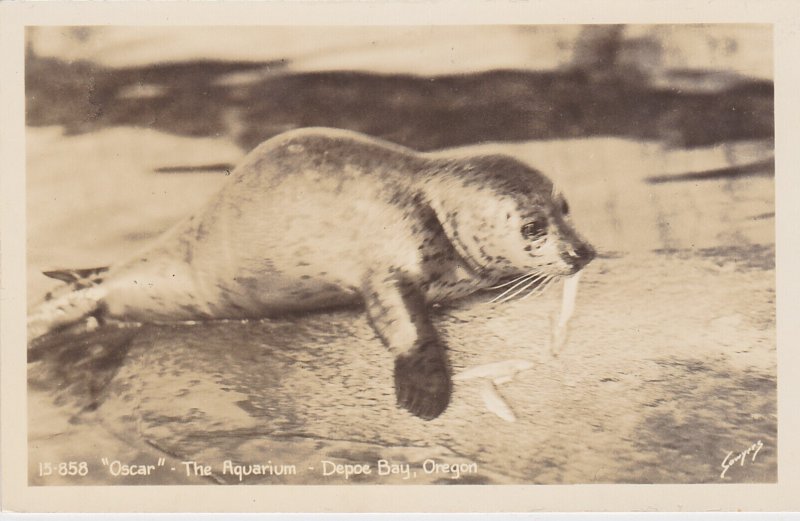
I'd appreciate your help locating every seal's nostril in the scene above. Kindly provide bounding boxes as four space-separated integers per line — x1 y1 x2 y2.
578 243 596 263
564 242 595 271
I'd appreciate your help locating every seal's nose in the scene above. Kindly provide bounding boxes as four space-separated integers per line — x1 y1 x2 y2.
564 241 596 272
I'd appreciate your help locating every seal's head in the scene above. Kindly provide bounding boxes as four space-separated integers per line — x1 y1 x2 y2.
429 155 595 284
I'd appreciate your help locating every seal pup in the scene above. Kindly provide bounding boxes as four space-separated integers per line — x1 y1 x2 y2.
29 127 595 420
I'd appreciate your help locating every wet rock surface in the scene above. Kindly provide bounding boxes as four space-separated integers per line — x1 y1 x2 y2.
29 251 776 484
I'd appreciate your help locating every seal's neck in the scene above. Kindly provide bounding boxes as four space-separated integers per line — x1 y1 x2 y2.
420 174 503 282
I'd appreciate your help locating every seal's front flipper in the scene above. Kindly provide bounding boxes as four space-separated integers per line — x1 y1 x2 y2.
394 340 451 420
363 273 451 420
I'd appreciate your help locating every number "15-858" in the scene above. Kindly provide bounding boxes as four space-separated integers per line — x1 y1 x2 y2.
38 461 89 477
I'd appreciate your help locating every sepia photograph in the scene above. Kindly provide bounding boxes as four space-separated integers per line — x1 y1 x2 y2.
2 1 799 513
22 22 777 486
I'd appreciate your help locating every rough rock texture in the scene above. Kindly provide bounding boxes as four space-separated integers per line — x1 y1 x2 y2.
29 250 776 485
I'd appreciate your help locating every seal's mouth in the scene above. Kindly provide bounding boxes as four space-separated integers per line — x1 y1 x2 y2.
486 239 596 304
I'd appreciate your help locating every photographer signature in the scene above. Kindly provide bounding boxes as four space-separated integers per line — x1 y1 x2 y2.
720 440 763 479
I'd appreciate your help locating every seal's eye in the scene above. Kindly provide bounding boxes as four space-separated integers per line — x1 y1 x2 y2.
521 221 548 240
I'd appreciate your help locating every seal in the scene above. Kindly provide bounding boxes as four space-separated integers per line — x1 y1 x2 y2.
28 127 595 420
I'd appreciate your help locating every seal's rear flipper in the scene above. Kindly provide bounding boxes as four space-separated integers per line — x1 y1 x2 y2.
43 267 109 287
28 285 109 344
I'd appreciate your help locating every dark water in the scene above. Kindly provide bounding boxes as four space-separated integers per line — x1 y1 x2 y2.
26 54 773 153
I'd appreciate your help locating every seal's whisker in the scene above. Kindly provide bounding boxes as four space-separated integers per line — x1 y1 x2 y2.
497 275 545 303
514 274 556 303
489 274 542 303
489 273 539 302
487 271 538 290
507 274 553 303
524 275 559 301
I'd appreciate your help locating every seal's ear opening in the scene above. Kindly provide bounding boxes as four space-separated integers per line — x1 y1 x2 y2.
43 267 109 286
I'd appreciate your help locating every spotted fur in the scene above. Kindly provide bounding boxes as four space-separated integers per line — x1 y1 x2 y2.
28 127 595 420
